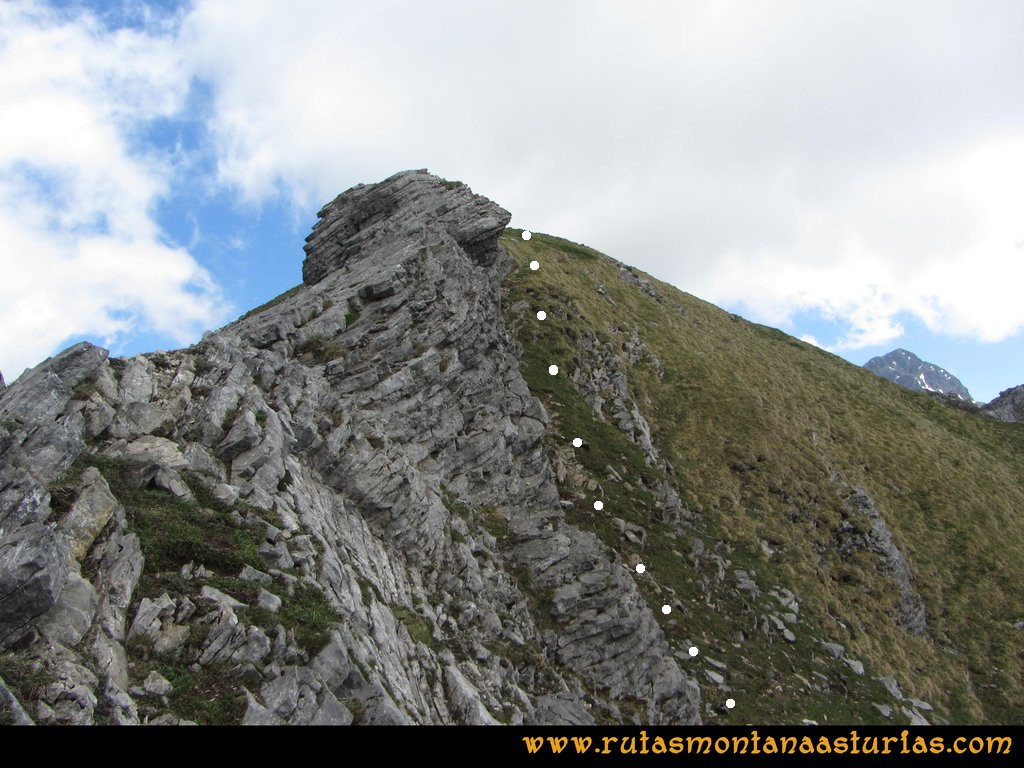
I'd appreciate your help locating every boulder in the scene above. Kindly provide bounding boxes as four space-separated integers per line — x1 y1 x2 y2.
0 523 68 646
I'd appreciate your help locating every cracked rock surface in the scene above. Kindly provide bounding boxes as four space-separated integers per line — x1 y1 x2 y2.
0 170 699 725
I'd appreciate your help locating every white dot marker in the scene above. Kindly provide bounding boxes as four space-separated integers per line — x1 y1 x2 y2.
572 437 582 448
529 260 539 270
635 563 646 574
661 604 671 615
688 646 699 657
522 230 532 240
726 698 736 709
548 364 558 375
536 310 546 320
593 500 604 511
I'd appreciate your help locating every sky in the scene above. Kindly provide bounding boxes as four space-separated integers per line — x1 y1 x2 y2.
2 0 1023 403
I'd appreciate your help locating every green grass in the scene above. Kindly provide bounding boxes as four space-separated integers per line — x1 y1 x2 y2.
392 605 435 647
236 578 337 655
478 505 509 542
239 284 304 321
71 379 97 401
193 355 215 376
221 407 239 432
107 356 127 382
345 308 360 328
52 454 338 660
0 652 54 715
277 469 294 492
92 456 337 655
441 488 509 543
440 485 471 518
146 352 175 370
272 580 336 654
295 333 347 364
80 455 265 575
501 229 1024 724
47 452 343 724
151 660 246 725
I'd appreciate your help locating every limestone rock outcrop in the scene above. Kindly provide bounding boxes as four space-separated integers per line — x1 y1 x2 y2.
983 384 1024 424
0 170 699 725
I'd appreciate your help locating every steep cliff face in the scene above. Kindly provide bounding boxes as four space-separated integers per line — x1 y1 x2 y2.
0 171 698 725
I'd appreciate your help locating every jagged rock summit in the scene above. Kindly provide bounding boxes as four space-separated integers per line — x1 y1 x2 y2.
302 170 511 285
864 348 972 401
0 170 700 725
983 384 1024 423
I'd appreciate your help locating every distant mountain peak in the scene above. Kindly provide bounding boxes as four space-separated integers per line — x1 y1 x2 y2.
864 348 973 401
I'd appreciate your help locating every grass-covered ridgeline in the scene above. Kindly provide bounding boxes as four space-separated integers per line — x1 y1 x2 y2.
501 229 1024 724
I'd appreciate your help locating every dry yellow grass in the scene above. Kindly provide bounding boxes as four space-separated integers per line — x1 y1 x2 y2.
502 229 1024 724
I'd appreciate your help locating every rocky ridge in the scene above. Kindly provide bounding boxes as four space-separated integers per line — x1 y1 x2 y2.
983 385 1024 424
0 170 699 725
2 170 1005 726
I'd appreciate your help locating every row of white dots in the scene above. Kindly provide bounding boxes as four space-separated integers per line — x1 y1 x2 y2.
526 229 734 712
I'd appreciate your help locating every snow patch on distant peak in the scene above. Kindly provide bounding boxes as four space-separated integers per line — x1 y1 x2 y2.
864 348 972 401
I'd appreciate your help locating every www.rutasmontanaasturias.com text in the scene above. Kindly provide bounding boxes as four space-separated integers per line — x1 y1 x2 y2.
521 730 1012 757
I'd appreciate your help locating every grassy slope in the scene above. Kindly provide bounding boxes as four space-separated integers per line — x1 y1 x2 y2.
501 229 1024 724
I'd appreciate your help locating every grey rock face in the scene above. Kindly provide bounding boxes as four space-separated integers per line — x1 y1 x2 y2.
821 641 845 659
143 670 174 696
0 170 701 725
844 658 865 675
303 170 510 286
0 676 34 725
242 666 353 725
617 264 662 303
0 342 109 429
983 384 1024 423
36 569 98 647
0 342 108 535
864 348 972 401
835 484 928 636
0 343 113 652
572 332 660 467
292 170 698 723
567 330 689 525
58 467 118 561
0 523 68 646
527 695 594 726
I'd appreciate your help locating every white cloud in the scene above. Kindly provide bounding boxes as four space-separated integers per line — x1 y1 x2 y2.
0 1 227 382
171 0 1024 354
179 0 410 208
697 135 1024 350
4 0 1023 383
